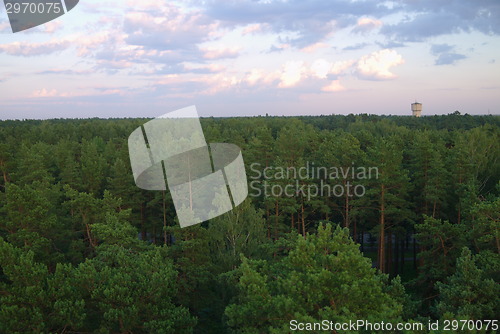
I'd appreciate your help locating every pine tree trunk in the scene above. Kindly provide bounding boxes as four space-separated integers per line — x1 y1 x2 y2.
1 167 7 184
387 231 393 275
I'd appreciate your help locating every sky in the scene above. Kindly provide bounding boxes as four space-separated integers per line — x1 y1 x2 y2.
0 0 499 119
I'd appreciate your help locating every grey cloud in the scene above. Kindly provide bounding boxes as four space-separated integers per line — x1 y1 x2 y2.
123 6 212 51
198 0 499 48
36 69 92 75
154 64 223 75
151 80 210 96
268 44 286 53
381 13 466 42
435 53 467 66
106 6 220 69
343 43 369 51
376 41 406 49
67 0 498 77
200 0 386 48
429 44 467 65
430 44 454 55
381 0 500 42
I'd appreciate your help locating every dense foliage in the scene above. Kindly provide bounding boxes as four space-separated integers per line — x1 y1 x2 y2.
0 113 499 333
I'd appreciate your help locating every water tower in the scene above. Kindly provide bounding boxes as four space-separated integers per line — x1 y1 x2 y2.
411 102 422 117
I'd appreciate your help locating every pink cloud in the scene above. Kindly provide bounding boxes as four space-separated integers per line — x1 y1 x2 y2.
356 49 404 80
278 61 306 88
42 21 62 34
32 89 68 98
0 39 70 56
300 42 328 54
242 23 266 35
322 80 346 92
201 46 241 59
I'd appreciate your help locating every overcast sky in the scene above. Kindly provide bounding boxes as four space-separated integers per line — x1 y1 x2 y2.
0 0 499 119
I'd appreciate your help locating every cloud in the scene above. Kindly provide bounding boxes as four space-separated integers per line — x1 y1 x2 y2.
126 0 164 10
183 64 226 74
202 0 386 48
143 56 358 96
32 89 68 98
430 44 454 55
0 18 11 32
36 69 93 75
356 49 404 80
278 61 306 88
383 13 465 42
244 69 280 86
42 21 62 34
201 46 240 59
0 40 70 56
300 42 328 53
430 44 467 65
343 43 369 51
242 23 267 35
20 21 63 34
377 41 406 49
435 53 467 66
353 17 382 33
0 29 114 59
310 59 331 79
268 43 291 53
329 60 354 75
241 58 356 91
322 79 345 92
309 58 355 78
199 1 499 51
80 2 226 71
123 5 219 52
381 1 500 42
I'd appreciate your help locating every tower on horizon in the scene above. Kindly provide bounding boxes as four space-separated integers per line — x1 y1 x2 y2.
411 102 422 117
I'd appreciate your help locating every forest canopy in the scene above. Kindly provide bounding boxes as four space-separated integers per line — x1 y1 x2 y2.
0 113 499 333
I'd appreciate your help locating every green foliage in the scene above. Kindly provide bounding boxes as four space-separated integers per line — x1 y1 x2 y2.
208 198 268 271
0 238 85 333
415 216 467 284
225 224 404 333
467 191 500 253
436 248 500 320
1 181 64 266
76 244 195 333
0 238 196 333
